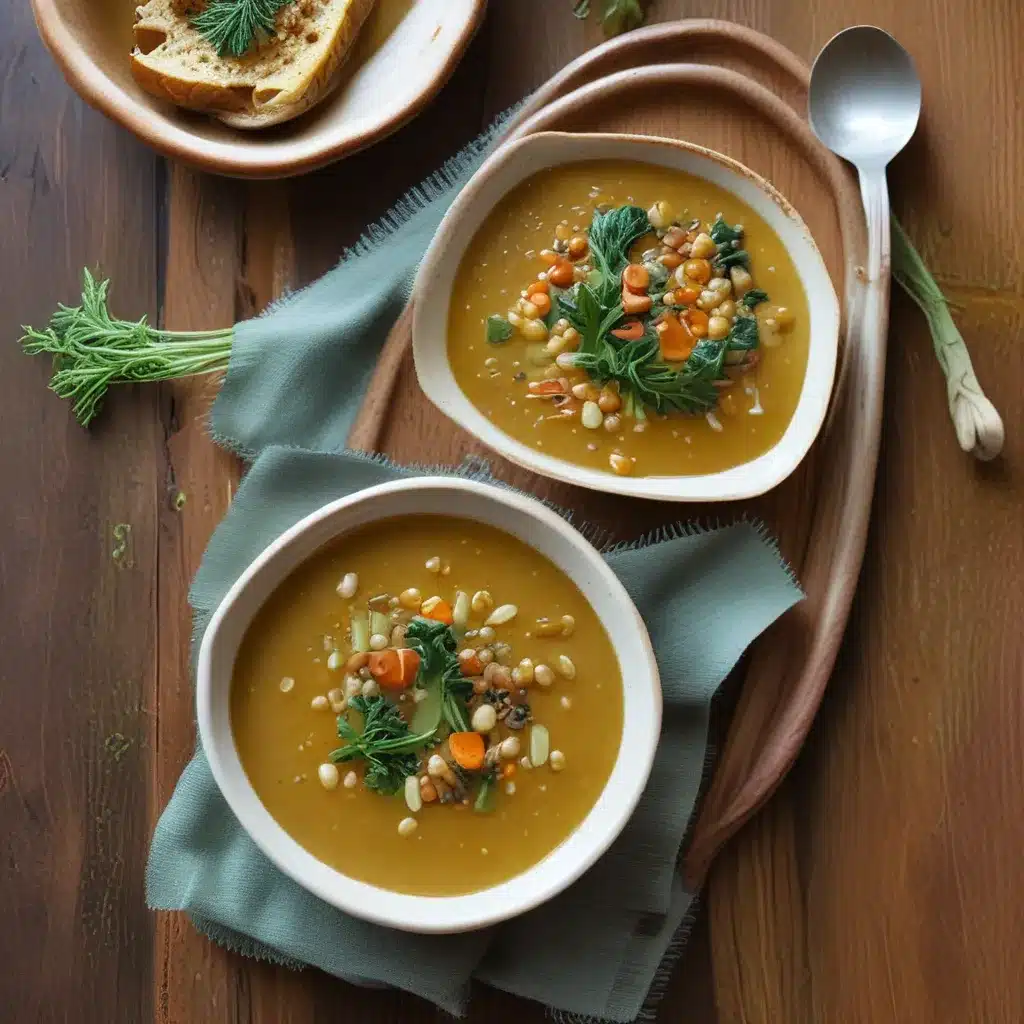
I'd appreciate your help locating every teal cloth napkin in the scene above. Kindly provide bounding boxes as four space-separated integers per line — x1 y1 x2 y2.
145 111 803 1022
148 450 801 1021
212 113 516 459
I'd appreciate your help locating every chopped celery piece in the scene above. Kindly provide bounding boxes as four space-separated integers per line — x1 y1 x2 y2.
350 611 369 653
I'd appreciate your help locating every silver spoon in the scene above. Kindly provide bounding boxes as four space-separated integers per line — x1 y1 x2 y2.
809 26 920 367
810 27 1003 461
809 26 921 247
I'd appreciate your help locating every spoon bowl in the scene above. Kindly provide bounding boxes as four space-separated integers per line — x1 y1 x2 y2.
809 26 921 170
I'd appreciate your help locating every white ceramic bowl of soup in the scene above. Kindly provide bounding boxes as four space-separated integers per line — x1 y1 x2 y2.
196 476 661 933
412 131 840 501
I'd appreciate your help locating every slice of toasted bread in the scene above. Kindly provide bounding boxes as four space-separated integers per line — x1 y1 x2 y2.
131 0 376 129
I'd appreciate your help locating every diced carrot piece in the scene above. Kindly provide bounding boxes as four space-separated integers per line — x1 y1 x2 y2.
547 259 575 288
683 258 712 285
528 379 567 396
622 263 650 294
567 236 589 260
675 286 700 305
530 292 552 317
501 761 517 779
398 648 421 683
368 647 421 690
539 249 560 266
622 290 653 315
422 598 454 625
611 319 645 341
658 251 683 270
526 280 550 297
449 732 485 771
458 649 483 676
684 309 709 338
656 314 695 362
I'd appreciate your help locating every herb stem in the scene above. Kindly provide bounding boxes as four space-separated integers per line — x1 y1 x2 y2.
19 270 236 427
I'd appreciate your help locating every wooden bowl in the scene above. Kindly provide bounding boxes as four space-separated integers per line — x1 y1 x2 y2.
30 0 485 178
412 131 841 503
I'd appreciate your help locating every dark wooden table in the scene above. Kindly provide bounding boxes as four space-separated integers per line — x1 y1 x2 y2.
2 1 1021 1021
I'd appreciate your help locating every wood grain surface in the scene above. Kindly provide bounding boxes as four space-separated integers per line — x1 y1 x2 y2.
1 1 1021 1023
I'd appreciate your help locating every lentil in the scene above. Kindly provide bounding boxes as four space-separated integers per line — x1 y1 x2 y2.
404 776 423 813
453 590 470 629
336 572 358 599
499 736 521 760
484 662 512 688
471 703 498 733
534 664 555 688
514 658 535 685
581 401 603 430
485 604 518 626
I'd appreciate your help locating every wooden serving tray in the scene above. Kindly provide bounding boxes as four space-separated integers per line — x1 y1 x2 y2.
348 20 877 885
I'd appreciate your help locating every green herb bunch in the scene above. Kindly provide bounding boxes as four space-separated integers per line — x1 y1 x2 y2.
404 617 473 733
586 204 651 306
192 0 291 58
708 216 751 271
329 695 434 795
19 270 233 427
556 207 761 417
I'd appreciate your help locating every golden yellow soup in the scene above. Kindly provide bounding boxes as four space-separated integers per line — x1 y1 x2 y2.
447 160 811 478
231 514 623 896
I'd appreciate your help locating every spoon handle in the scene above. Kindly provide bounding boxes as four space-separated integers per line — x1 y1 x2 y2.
858 168 893 327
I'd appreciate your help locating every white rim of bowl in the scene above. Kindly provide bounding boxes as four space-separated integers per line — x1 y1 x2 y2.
196 476 661 933
412 131 840 501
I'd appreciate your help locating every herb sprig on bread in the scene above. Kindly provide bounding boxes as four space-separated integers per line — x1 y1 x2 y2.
191 0 292 57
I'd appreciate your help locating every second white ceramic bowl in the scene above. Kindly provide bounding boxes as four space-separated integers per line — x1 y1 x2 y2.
196 476 661 933
412 131 840 502
31 0 485 177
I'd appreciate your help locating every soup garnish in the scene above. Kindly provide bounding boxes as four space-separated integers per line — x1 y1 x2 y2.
486 205 787 473
325 603 570 820
447 160 810 478
231 515 623 895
